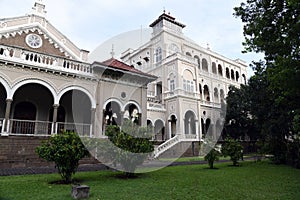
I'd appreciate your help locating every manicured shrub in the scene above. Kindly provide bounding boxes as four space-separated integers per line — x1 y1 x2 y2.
105 120 154 177
36 131 89 183
221 137 243 166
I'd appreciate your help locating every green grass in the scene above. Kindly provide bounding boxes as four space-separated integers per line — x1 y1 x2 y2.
1 161 300 200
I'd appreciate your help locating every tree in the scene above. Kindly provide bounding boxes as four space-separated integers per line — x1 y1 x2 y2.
105 120 154 177
204 148 221 169
234 0 300 165
222 138 243 166
36 131 89 183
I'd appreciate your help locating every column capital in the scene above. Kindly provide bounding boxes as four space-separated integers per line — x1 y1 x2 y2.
5 98 13 103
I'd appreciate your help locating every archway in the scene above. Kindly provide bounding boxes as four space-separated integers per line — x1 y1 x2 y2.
104 101 121 126
11 83 54 134
59 90 92 135
154 119 165 141
12 101 36 134
184 111 196 135
124 103 141 125
169 115 177 138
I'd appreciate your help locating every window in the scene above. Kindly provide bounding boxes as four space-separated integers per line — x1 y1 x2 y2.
231 69 235 80
204 85 210 101
183 79 194 92
170 80 175 91
194 56 200 70
226 68 230 79
202 58 208 72
236 71 240 82
155 47 162 62
218 64 223 76
212 62 217 74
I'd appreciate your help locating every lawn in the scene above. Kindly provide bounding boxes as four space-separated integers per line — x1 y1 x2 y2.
1 161 300 200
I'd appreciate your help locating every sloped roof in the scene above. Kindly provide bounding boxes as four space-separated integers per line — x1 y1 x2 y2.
99 58 157 79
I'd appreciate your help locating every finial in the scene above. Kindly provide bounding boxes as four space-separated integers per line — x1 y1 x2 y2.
110 44 115 58
207 43 210 50
32 0 47 17
163 7 165 13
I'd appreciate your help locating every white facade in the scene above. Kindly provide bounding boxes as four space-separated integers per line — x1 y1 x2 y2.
121 13 247 156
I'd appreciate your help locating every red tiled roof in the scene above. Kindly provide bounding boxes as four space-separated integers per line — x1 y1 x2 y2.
101 58 156 79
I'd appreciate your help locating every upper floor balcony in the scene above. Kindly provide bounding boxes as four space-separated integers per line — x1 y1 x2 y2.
0 44 92 76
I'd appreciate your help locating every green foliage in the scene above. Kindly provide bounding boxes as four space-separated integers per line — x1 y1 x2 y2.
36 131 89 183
2 162 300 200
105 120 154 177
222 138 243 166
204 148 221 169
232 0 300 167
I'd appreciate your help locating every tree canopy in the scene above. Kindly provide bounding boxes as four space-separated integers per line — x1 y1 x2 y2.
228 0 300 166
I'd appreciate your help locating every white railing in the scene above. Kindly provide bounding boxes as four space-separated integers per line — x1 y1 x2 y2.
56 122 92 137
4 119 92 137
200 100 221 108
8 119 53 136
164 89 198 99
0 118 4 133
154 135 180 158
184 134 198 140
0 44 91 75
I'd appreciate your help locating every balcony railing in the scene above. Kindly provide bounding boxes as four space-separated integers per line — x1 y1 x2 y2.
2 119 92 137
0 44 92 75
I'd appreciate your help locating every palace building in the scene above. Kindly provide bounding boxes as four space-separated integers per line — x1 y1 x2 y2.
121 12 247 157
0 1 247 167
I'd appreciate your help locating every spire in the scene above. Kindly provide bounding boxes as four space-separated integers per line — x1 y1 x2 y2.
31 0 47 17
110 44 115 58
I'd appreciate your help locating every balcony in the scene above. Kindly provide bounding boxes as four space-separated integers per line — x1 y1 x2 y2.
0 118 92 137
0 44 92 76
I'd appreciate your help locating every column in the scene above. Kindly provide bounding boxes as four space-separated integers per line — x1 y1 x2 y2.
3 99 12 134
52 104 59 134
90 108 96 137
168 120 172 139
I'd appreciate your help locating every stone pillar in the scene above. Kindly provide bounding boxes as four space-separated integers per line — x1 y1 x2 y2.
195 120 199 140
3 99 12 134
168 120 172 139
52 104 59 134
90 108 96 137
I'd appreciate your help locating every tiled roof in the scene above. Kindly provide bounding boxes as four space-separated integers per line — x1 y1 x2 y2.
100 58 156 79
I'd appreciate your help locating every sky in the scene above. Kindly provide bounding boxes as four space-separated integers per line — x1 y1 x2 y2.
0 0 264 75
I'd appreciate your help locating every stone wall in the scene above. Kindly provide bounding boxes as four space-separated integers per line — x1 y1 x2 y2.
0 135 99 169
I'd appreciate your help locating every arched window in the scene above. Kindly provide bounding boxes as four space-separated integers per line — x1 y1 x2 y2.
204 85 210 101
184 111 196 135
186 52 192 57
218 64 223 76
170 115 177 137
226 68 230 79
154 119 165 141
194 55 200 70
202 58 208 72
236 71 240 82
220 89 225 102
214 88 219 102
183 70 195 93
242 74 246 84
169 73 176 92
231 69 235 80
212 62 217 74
155 47 162 63
199 84 202 99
